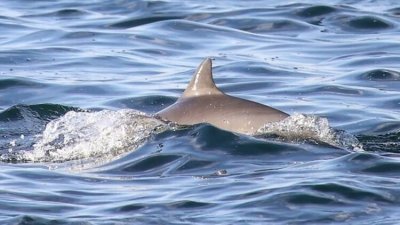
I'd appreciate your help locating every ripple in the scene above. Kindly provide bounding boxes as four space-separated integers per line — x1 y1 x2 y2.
347 152 379 162
220 61 290 78
0 78 44 90
210 18 311 34
4 29 64 46
3 215 81 225
286 192 336 204
24 8 93 19
388 7 400 16
347 16 392 30
307 85 363 96
363 161 400 174
169 200 211 209
358 132 400 153
337 152 400 177
311 182 393 203
118 203 145 212
64 84 115 95
177 159 214 171
375 97 400 112
360 69 400 81
54 8 87 17
62 31 98 39
0 19 36 37
109 15 183 28
192 124 304 156
296 5 337 18
129 19 275 46
0 104 79 122
120 154 181 172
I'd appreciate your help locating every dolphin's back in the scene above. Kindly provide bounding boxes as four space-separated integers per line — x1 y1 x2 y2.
157 94 288 135
156 58 288 135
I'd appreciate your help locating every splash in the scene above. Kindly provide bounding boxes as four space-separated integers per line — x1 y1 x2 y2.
17 109 167 163
257 113 363 151
3 109 363 165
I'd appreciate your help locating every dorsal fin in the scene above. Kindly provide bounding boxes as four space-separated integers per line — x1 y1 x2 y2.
182 58 223 98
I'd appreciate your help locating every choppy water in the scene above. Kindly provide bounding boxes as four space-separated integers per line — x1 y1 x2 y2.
1 0 400 224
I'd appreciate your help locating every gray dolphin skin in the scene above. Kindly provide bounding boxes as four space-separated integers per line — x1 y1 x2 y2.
156 58 289 135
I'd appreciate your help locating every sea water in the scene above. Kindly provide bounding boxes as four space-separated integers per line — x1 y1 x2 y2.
0 1 400 224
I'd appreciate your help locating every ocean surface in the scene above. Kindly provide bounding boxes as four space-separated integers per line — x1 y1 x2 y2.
1 0 400 224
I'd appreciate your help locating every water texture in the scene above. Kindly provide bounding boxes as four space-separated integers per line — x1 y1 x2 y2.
0 0 400 224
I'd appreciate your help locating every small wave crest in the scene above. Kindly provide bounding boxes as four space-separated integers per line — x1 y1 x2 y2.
257 113 363 151
15 109 167 163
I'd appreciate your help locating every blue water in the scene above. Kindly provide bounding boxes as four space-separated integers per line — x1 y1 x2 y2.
1 0 400 224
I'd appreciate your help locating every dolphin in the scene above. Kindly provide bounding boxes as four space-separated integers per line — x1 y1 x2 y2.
156 58 289 135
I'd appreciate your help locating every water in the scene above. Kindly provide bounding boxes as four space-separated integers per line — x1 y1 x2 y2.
1 0 400 224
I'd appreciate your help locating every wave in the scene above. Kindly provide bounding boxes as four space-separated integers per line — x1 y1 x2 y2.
2 105 399 168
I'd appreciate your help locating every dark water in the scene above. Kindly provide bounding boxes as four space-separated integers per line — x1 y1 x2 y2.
1 0 400 224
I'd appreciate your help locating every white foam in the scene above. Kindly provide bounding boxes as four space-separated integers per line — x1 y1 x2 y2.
257 113 363 151
20 109 167 162
12 110 362 165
